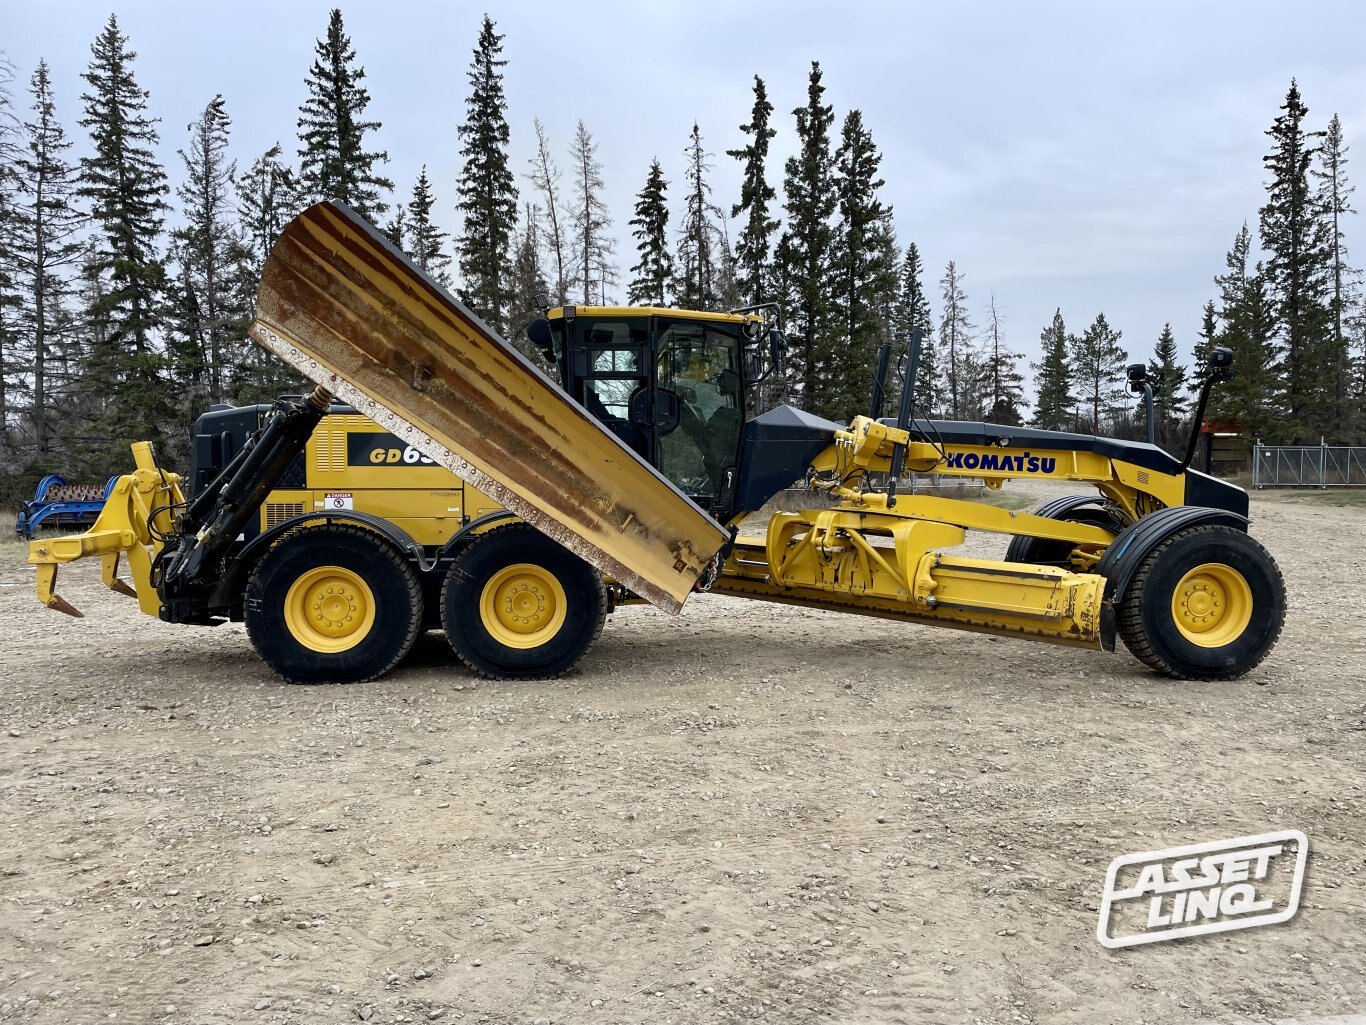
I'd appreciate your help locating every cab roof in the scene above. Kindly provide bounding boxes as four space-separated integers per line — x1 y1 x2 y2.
547 305 765 327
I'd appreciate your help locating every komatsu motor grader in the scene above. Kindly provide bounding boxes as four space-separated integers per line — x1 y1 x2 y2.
29 202 1285 684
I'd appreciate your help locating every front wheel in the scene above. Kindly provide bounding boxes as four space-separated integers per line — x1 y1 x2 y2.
1117 524 1286 680
245 524 423 684
441 523 606 680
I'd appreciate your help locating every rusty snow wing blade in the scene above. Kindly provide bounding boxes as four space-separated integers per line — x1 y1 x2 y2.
248 201 727 612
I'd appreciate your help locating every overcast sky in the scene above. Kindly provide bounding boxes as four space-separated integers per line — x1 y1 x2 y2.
8 0 1366 380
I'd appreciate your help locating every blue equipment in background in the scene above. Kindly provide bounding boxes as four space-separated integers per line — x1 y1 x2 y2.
15 475 119 538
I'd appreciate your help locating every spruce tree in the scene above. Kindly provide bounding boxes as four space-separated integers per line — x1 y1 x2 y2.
405 166 450 284
527 118 568 305
506 202 549 361
1259 79 1333 438
455 15 517 332
827 109 896 421
981 295 1025 425
1212 223 1283 442
1031 308 1073 430
167 94 251 407
569 120 615 304
11 59 86 455
78 14 173 463
1147 323 1187 432
238 143 302 282
938 260 974 418
1071 312 1127 434
383 207 406 250
626 158 672 307
895 242 939 414
764 229 798 408
1350 313 1366 439
676 122 724 310
1190 299 1220 392
232 143 303 403
727 75 778 305
0 56 19 454
296 8 392 221
782 62 837 411
1312 113 1357 428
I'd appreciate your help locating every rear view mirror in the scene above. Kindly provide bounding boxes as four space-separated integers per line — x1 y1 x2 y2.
649 387 680 434
768 328 786 377
527 318 554 360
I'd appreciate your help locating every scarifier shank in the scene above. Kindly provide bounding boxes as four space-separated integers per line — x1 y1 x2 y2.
248 201 728 612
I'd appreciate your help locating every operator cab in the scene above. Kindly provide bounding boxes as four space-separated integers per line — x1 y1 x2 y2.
528 305 781 519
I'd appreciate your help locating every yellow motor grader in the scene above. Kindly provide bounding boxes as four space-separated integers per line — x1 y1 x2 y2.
29 202 1285 684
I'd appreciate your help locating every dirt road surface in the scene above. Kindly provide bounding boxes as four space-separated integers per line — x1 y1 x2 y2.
1 485 1363 1024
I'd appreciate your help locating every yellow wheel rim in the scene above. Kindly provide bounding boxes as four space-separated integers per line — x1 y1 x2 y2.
284 565 376 653
479 563 567 650
1170 562 1253 648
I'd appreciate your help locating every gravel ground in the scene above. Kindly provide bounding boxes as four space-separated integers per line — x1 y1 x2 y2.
0 484 1363 1024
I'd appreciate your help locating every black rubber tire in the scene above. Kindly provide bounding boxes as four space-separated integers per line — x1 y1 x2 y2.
1117 524 1286 681
441 523 606 680
245 524 423 684
1004 506 1122 566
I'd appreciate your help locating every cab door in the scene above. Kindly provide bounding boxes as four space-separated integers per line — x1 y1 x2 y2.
568 315 652 461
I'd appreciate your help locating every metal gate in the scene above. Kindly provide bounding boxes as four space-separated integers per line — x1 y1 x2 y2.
1252 441 1366 488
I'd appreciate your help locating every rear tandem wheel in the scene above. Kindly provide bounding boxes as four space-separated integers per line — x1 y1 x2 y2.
441 523 606 680
1116 524 1286 681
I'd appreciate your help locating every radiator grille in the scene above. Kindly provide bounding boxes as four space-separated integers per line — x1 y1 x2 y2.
1137 470 1151 485
265 502 305 529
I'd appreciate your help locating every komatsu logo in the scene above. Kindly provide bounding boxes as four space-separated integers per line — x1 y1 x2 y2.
942 451 1057 474
1097 830 1308 949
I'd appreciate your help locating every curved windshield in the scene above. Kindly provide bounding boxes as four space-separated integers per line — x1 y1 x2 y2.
654 320 744 502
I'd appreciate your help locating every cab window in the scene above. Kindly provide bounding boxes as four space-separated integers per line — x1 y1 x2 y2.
577 317 649 458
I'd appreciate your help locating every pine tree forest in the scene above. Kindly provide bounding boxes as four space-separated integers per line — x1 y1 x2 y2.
1 16 1364 506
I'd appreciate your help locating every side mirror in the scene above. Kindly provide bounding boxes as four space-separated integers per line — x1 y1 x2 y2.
768 327 786 376
651 387 680 434
527 317 555 361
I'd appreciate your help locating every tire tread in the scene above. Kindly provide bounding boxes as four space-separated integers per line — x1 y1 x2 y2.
440 523 606 681
245 524 423 684
1116 523 1286 680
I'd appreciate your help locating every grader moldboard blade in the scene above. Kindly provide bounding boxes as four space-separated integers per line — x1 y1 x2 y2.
248 200 729 613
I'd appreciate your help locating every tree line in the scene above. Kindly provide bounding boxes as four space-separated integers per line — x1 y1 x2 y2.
1 11 1362 505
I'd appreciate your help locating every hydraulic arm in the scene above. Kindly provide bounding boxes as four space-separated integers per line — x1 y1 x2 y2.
30 386 334 623
159 385 333 604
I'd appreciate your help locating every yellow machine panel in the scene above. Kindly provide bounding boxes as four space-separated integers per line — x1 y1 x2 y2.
255 418 508 548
